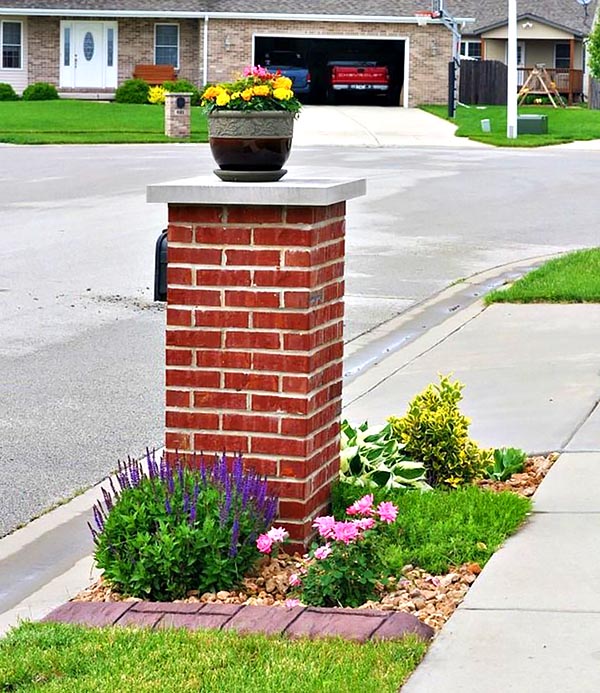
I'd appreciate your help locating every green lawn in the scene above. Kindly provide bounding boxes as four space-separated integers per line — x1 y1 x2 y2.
0 100 208 143
0 622 426 693
486 248 600 304
332 483 531 575
422 104 600 147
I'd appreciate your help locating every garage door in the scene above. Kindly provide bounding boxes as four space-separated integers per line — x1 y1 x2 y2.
254 35 406 106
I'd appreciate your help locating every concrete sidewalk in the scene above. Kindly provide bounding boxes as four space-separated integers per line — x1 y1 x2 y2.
343 302 600 693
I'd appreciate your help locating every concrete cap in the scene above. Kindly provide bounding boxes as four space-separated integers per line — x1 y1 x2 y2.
147 175 366 206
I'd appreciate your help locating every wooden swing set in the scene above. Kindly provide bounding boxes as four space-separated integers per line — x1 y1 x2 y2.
517 64 566 108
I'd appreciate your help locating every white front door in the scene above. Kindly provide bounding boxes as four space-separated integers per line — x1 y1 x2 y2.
60 21 118 89
73 23 104 87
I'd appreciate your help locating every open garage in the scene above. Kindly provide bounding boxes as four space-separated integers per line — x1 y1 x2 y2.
254 36 406 106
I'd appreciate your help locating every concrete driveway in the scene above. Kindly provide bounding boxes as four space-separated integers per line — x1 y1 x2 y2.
294 105 486 147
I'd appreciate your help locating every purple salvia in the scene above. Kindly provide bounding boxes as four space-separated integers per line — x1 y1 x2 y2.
232 455 243 494
167 464 175 495
159 455 168 482
229 515 240 557
265 496 278 526
177 460 184 489
93 505 104 532
109 476 119 498
200 461 207 486
183 491 190 515
130 460 140 487
241 474 251 510
102 488 113 512
87 521 98 542
147 449 157 479
188 496 197 525
165 497 172 515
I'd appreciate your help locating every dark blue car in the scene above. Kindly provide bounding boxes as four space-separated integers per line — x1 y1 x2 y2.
264 51 311 95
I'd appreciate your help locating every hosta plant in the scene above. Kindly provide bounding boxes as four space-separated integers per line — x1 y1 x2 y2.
388 374 493 488
340 419 430 491
89 451 278 601
485 447 527 481
258 494 399 608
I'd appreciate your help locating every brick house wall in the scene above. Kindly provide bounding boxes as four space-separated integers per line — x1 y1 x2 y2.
28 17 59 85
206 19 450 106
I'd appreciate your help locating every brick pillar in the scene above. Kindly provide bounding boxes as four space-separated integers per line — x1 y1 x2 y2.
148 177 366 548
164 92 192 139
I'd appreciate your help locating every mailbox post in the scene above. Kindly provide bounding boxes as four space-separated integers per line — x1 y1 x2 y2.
165 92 192 139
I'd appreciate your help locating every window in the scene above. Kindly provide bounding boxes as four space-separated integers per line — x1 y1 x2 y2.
63 26 70 66
460 40 481 61
2 21 22 69
155 24 178 67
555 43 570 69
107 27 114 67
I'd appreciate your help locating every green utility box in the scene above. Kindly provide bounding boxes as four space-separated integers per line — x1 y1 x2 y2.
517 114 548 135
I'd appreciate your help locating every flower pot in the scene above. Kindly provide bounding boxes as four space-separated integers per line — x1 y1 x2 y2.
208 111 294 178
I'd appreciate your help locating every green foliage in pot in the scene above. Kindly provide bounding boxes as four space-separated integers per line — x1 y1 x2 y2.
388 374 493 489
340 419 430 491
485 447 527 482
115 78 150 104
22 82 59 101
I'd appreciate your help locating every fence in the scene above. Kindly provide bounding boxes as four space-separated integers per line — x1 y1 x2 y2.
458 60 507 106
590 78 600 109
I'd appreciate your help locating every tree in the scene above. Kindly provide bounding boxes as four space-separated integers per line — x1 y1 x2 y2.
587 19 600 79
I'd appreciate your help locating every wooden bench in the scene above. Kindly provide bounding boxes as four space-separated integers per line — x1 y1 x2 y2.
132 64 177 85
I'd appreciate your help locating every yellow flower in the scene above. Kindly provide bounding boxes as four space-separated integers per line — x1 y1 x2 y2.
253 85 270 97
272 76 293 91
201 86 219 100
273 87 293 101
148 85 167 104
231 91 241 100
216 92 231 106
241 88 253 101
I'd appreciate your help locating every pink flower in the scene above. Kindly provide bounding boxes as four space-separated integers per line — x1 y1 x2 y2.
313 515 336 539
256 534 273 554
314 544 332 560
333 521 360 545
346 494 374 516
353 517 376 531
289 572 302 587
266 527 289 543
285 598 301 609
376 501 398 524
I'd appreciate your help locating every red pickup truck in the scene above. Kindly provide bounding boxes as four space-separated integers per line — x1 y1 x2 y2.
327 60 390 103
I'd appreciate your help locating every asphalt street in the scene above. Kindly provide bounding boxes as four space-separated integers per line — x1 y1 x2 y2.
1 139 598 538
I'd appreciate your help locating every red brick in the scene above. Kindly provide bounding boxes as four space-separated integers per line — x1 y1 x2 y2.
315 220 345 244
225 291 280 309
165 431 192 451
166 369 221 388
225 372 279 392
166 330 221 348
268 479 308 499
166 349 193 366
194 391 248 409
252 394 308 415
226 249 281 266
253 269 310 288
168 225 193 243
251 436 310 457
193 433 249 454
196 350 251 369
196 269 251 287
253 352 310 373
281 376 311 394
227 206 283 224
225 331 280 350
253 227 312 246
252 312 312 331
167 267 192 286
169 247 222 265
283 291 313 309
280 417 309 437
166 390 191 408
284 250 311 267
223 414 279 434
195 226 251 245
278 499 311 520
237 456 278 476
166 411 220 430
312 262 344 286
167 307 193 327
169 206 223 223
167 288 221 307
195 310 249 328
285 203 345 224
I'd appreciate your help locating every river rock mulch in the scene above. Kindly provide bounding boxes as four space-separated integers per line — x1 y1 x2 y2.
72 454 556 634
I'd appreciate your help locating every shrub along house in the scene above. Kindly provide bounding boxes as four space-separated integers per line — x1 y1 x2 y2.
447 0 599 104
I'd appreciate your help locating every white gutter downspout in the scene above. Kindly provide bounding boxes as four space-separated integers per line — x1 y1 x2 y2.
203 14 209 86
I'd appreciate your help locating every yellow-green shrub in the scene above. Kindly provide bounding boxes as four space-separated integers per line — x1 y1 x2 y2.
148 85 167 104
388 375 492 488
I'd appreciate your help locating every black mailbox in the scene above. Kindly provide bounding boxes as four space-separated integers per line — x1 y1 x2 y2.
154 229 168 301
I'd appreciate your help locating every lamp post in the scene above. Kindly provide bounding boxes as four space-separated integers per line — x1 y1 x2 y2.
506 0 518 138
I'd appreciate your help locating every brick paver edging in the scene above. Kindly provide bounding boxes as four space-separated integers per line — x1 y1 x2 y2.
42 601 434 643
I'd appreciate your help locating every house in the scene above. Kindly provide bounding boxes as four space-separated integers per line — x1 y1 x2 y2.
1 1 595 106
0 0 472 106
448 0 599 103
